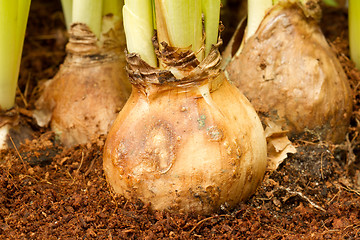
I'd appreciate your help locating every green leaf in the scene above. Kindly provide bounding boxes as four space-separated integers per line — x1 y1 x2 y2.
123 0 157 66
322 0 338 7
0 0 31 110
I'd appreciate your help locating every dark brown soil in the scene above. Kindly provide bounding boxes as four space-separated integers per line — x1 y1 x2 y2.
1 0 360 239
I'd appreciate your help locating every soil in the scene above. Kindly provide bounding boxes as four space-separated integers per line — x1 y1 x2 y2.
1 0 360 239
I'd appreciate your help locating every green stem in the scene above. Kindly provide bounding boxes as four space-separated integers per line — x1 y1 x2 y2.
103 0 123 17
155 0 203 60
247 0 273 41
349 0 360 69
0 0 31 110
202 0 221 56
322 0 338 7
61 0 73 30
123 0 157 67
72 0 103 38
101 0 124 39
152 0 157 30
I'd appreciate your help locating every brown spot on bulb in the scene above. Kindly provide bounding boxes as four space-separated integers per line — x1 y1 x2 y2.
246 167 253 182
180 106 187 112
143 120 176 174
207 126 224 142
113 141 127 167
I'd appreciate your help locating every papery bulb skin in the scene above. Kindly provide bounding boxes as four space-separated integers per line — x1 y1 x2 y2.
103 46 267 214
225 2 352 143
34 23 131 147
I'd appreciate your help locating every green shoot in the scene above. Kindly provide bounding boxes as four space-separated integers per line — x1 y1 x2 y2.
123 0 157 67
103 0 123 17
62 0 124 34
0 0 31 110
61 0 73 30
202 0 221 56
154 0 203 60
72 0 103 38
101 0 124 37
322 0 338 7
123 0 222 66
349 0 360 69
247 0 273 41
152 0 157 30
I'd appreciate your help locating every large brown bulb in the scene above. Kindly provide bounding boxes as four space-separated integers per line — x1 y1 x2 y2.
225 2 352 143
103 47 267 214
34 23 130 147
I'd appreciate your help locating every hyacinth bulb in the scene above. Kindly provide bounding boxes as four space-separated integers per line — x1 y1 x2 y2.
225 1 352 143
34 22 131 147
103 43 267 214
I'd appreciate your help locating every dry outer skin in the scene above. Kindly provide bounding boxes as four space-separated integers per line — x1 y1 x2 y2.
103 46 267 214
34 23 130 147
226 2 352 143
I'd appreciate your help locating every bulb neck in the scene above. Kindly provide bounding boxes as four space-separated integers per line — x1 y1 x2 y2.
126 38 224 96
65 22 125 66
66 23 99 55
